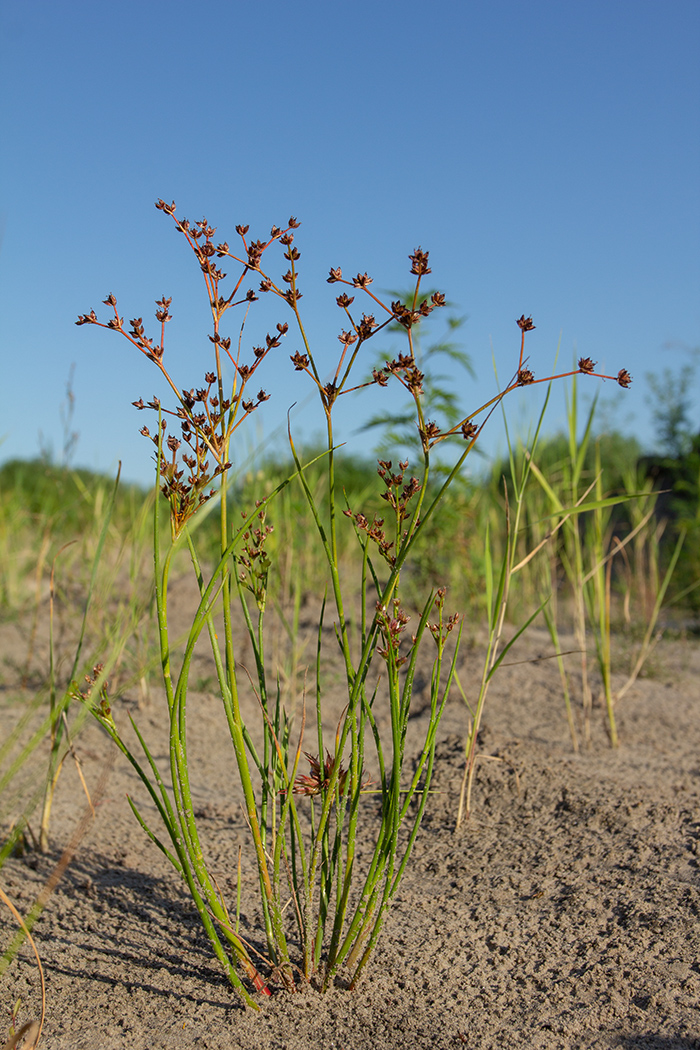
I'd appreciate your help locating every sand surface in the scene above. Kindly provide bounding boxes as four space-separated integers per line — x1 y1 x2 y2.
2 623 700 1050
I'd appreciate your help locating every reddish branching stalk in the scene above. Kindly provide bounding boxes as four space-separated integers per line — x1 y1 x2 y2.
76 202 298 535
76 200 632 1004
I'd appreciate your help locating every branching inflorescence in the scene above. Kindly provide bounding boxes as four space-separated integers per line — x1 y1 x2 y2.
76 199 630 1008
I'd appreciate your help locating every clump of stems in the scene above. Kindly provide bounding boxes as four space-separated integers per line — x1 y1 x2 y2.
76 200 631 1006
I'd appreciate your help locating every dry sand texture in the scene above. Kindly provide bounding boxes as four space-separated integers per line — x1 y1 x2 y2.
2 626 700 1049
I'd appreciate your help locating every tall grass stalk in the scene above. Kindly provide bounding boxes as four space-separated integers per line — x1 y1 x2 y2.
526 380 672 746
1 464 156 866
455 384 553 828
454 372 630 819
37 467 121 850
76 202 631 1005
0 885 44 1050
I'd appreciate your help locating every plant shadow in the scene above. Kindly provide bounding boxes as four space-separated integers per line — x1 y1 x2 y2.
618 1037 700 1050
45 849 275 1011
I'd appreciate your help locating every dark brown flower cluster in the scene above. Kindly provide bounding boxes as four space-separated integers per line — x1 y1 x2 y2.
135 413 230 537
507 315 633 396
343 509 395 564
382 354 424 398
290 350 310 371
575 358 632 388
157 199 300 294
390 290 445 331
516 315 536 332
72 663 112 724
418 420 442 449
295 258 442 412
237 504 273 607
343 459 422 565
377 459 422 521
376 599 411 667
76 201 302 534
516 369 535 386
409 247 432 276
514 315 536 379
293 751 349 797
156 200 299 317
75 663 104 700
312 251 448 420
428 589 460 645
326 253 444 333
127 307 277 533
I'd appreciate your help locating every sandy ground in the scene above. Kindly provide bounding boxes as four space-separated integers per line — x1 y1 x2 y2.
2 619 700 1050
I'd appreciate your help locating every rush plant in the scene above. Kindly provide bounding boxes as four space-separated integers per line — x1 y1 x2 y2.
75 200 631 1007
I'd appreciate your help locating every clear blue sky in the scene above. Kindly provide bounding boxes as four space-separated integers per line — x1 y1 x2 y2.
1 0 698 486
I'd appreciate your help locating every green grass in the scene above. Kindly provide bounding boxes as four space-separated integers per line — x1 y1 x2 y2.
0 459 156 860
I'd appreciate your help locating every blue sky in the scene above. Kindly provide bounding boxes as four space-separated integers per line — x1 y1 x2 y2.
1 0 698 486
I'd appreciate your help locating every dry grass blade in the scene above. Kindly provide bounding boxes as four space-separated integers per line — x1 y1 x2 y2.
1 1021 40 1050
0 753 114 980
0 885 45 1050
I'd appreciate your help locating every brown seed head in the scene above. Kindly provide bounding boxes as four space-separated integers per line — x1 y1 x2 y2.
617 369 633 388
517 369 535 385
391 301 420 329
409 247 431 276
357 314 377 339
293 751 348 797
75 310 98 325
247 240 266 268
291 351 309 370
516 315 536 332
